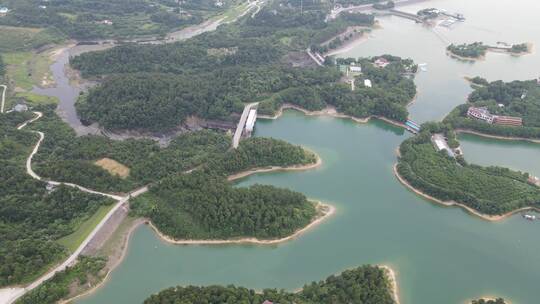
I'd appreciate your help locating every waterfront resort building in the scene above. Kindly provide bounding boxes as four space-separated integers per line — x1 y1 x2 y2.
467 106 522 126
374 57 390 68
245 108 257 136
467 107 494 123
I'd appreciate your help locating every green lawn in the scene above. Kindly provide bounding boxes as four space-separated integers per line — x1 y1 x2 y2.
3 50 54 91
58 204 116 252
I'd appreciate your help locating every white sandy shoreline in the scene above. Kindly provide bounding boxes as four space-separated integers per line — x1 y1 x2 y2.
147 201 335 245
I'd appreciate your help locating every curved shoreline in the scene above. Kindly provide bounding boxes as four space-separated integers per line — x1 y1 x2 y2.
455 128 540 144
379 264 400 304
59 218 146 304
258 103 408 130
147 201 335 245
227 151 322 181
392 163 539 222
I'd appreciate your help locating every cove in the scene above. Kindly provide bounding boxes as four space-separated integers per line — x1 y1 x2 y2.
71 0 540 303
77 111 540 304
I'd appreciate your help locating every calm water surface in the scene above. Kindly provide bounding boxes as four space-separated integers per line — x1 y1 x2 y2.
77 0 540 303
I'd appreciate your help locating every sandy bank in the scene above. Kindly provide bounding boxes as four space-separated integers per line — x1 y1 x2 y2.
392 163 539 222
455 128 540 144
258 104 408 130
148 201 335 245
227 151 322 181
59 217 146 304
379 264 400 304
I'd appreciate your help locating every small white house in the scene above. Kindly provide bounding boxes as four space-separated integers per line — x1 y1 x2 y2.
364 79 372 88
0 7 9 14
349 66 362 73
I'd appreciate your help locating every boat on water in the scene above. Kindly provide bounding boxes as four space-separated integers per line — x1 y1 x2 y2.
523 214 537 221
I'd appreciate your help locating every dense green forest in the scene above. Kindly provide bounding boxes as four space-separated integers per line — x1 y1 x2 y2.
258 55 416 122
30 105 315 193
131 137 317 240
0 112 112 287
397 123 540 215
471 298 506 304
447 42 488 59
444 79 540 138
71 5 414 131
144 265 395 304
66 0 415 131
0 0 238 40
76 67 340 131
132 170 318 240
15 256 106 304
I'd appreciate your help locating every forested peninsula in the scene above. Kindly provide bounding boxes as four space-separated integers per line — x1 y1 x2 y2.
143 265 396 304
396 122 540 217
69 1 414 132
445 78 540 140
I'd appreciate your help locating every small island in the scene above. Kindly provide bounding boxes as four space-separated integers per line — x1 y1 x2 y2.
472 298 507 304
447 42 532 60
444 78 540 140
396 122 540 219
142 266 397 304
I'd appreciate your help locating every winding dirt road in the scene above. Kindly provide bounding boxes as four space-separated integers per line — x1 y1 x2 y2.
2 112 148 304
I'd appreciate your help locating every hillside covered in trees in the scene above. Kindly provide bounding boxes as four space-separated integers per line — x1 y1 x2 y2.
30 105 316 193
397 122 540 215
0 112 112 287
132 170 319 240
143 265 395 304
0 0 239 40
258 55 416 122
131 136 318 240
444 79 540 139
70 0 414 132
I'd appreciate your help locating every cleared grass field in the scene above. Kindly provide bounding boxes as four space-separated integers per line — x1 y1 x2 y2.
3 49 54 91
58 204 116 253
95 158 130 178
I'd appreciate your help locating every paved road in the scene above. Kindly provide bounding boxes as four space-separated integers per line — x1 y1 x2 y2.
3 112 150 304
232 102 258 149
0 85 6 113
